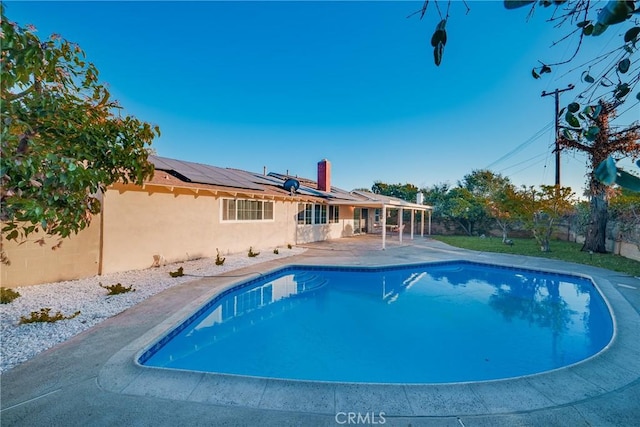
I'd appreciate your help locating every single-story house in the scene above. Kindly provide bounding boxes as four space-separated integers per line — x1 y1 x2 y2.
1 157 432 287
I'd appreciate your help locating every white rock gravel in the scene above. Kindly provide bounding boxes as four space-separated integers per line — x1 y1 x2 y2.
0 247 306 373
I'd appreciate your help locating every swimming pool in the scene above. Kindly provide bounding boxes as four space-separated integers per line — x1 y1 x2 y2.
139 261 613 384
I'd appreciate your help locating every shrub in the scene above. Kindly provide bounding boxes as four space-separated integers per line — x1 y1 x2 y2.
169 266 184 277
0 287 20 304
273 248 279 254
287 244 293 249
215 249 226 266
20 308 81 324
248 247 260 257
100 282 135 295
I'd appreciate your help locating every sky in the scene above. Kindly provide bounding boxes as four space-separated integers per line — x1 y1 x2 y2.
5 1 639 196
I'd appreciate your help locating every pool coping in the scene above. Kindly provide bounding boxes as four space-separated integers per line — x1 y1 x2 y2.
97 257 640 417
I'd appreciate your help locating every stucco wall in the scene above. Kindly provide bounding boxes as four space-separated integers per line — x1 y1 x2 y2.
294 206 357 244
101 187 218 274
0 218 101 287
1 187 370 285
101 189 306 273
212 200 298 254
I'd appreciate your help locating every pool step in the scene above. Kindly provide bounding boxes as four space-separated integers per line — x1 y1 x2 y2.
296 274 329 293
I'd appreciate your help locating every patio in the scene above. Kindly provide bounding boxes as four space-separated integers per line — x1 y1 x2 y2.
2 235 639 426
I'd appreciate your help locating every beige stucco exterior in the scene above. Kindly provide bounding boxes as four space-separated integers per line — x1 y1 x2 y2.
100 184 351 275
100 185 219 274
1 217 101 287
1 184 362 287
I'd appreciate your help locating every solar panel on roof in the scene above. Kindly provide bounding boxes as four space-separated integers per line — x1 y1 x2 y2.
149 155 264 191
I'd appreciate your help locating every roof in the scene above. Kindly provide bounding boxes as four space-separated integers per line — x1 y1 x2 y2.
333 190 431 211
143 155 431 210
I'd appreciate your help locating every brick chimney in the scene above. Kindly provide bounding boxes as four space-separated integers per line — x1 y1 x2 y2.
317 159 331 192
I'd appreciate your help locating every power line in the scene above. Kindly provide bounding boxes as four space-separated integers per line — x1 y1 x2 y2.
498 152 549 174
484 121 554 170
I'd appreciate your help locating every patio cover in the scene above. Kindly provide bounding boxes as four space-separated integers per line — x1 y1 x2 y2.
329 190 433 250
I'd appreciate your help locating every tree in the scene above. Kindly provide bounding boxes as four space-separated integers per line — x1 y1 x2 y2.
609 187 640 249
460 170 517 242
510 185 576 252
0 8 160 250
444 187 488 236
371 181 419 202
488 185 523 243
560 101 640 252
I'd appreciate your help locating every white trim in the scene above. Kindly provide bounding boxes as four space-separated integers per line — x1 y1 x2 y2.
220 197 275 222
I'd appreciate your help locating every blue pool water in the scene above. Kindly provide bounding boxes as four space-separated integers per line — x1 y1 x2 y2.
140 261 614 383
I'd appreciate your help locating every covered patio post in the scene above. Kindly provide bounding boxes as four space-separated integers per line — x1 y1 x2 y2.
410 209 415 240
381 205 387 250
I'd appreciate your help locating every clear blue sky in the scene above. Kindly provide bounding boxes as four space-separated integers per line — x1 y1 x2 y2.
6 1 638 195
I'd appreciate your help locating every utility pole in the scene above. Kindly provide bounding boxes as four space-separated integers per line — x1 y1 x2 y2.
541 84 574 187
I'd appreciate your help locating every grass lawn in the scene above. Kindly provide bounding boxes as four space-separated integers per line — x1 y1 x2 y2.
432 235 640 277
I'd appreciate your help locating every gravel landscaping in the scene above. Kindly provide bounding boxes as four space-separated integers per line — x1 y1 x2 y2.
0 247 306 373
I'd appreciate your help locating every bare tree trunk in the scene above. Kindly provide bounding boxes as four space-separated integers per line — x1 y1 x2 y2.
456 220 473 236
582 192 608 253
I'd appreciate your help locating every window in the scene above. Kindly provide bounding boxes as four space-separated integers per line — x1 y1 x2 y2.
329 206 340 223
297 203 312 224
314 205 327 224
222 199 274 221
223 199 236 221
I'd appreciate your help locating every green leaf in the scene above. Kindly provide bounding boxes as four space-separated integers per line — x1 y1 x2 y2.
565 112 580 128
540 64 551 74
582 71 595 83
503 0 535 9
577 20 590 28
615 170 640 192
585 126 600 141
595 156 618 185
593 104 602 119
562 128 574 141
591 23 608 36
532 68 540 79
597 0 634 27
614 83 631 99
431 19 447 47
568 102 580 113
582 24 594 36
434 41 444 66
618 58 631 73
624 27 640 43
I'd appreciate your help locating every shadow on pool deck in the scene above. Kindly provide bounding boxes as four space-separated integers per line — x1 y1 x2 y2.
2 235 640 426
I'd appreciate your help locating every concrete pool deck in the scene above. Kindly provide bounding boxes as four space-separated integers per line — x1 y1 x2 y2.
2 236 640 426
